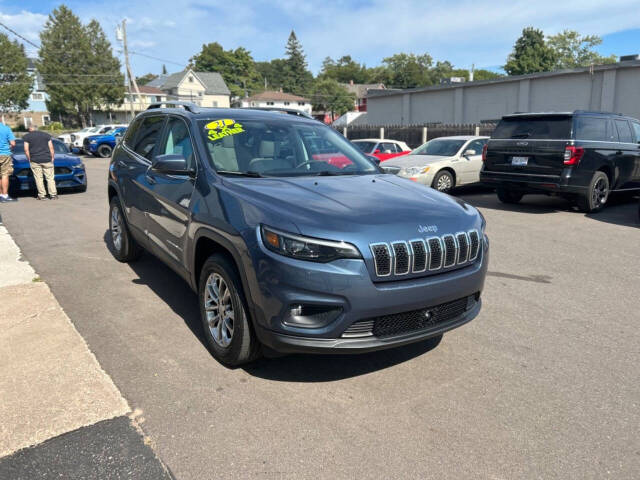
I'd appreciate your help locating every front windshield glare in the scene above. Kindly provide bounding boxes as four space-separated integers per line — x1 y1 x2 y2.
411 139 465 157
199 118 378 177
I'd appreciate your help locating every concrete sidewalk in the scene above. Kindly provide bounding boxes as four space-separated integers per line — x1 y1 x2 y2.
0 219 171 478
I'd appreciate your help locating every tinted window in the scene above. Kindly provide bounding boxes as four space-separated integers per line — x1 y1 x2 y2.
614 120 633 143
631 122 640 142
411 139 466 156
492 116 572 139
575 117 609 141
123 117 142 149
160 117 195 169
353 141 376 153
466 139 486 155
132 116 165 160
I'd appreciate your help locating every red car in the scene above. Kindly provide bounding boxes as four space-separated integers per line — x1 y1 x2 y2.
352 139 412 162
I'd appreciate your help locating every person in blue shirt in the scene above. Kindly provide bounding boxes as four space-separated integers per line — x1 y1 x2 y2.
0 120 16 202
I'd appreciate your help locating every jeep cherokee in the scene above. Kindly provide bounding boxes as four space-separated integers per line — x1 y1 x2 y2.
107 103 489 366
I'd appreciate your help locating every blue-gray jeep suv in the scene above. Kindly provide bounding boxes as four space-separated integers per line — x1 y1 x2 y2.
107 103 489 366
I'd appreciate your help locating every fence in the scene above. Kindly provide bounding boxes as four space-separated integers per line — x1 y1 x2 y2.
341 123 497 149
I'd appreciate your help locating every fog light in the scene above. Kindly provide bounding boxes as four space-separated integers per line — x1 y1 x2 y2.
283 304 343 329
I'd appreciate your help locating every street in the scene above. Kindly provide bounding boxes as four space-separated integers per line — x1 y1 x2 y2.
1 156 639 479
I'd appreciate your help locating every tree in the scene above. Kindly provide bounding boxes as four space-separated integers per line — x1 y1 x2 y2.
504 27 557 75
547 30 617 69
190 42 262 97
378 53 433 88
38 6 124 126
136 73 157 86
319 55 370 84
162 64 167 75
283 30 312 94
311 79 355 118
0 33 31 111
255 59 288 91
473 69 503 81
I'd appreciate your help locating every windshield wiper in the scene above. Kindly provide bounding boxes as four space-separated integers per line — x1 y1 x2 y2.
217 170 264 178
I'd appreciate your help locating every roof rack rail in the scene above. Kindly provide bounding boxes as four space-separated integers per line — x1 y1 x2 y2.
147 101 202 113
573 110 624 116
245 107 315 120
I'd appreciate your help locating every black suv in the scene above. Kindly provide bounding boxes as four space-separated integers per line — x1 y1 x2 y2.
480 111 640 212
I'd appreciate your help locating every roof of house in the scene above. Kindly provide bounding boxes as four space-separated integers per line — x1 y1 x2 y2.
137 85 164 94
149 70 231 95
246 90 309 102
339 83 385 98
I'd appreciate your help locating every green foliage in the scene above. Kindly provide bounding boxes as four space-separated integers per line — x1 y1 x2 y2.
547 30 617 69
162 64 167 75
41 121 64 131
38 6 124 126
379 53 433 88
190 42 262 97
504 27 558 75
282 30 313 94
0 33 31 111
473 69 503 81
311 78 355 116
136 73 157 86
255 59 288 91
319 56 370 84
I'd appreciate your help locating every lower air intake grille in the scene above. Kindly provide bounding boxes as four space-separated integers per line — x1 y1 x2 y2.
341 294 478 338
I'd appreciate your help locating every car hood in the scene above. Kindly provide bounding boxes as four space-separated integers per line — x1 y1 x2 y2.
12 154 82 167
384 154 456 168
86 134 114 142
223 173 481 242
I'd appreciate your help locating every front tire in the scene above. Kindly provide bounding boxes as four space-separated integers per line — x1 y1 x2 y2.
432 170 454 193
97 144 113 158
199 254 261 366
577 171 609 213
496 187 524 204
108 197 142 262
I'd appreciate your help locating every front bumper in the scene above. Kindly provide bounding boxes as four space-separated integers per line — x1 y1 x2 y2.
248 235 489 354
397 171 436 186
14 167 87 191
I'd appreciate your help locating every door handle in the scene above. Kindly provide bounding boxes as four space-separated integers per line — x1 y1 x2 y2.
616 150 623 155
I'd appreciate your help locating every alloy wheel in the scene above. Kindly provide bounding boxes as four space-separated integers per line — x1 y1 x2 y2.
436 174 452 192
110 207 122 251
204 273 235 347
592 177 608 206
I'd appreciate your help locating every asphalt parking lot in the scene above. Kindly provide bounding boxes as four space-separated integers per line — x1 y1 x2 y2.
1 156 639 479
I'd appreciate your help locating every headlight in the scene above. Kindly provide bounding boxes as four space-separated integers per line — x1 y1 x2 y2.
89 140 97 144
74 163 85 169
479 210 486 231
260 226 361 262
401 166 430 176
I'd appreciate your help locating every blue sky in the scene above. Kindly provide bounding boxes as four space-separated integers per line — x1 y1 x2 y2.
2 0 640 78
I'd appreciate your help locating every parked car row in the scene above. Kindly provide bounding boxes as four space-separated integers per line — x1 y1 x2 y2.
58 123 127 153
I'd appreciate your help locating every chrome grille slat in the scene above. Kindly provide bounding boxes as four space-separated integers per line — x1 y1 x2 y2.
370 230 481 277
342 320 374 338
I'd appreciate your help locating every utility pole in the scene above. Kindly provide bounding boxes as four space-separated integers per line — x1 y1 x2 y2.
120 19 142 121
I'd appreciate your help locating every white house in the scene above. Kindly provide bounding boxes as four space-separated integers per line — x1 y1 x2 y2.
240 90 312 115
148 69 231 108
92 85 168 124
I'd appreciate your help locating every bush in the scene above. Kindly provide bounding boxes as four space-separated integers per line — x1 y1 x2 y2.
42 122 64 132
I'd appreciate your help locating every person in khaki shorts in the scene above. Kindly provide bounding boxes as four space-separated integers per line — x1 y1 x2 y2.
23 125 57 200
0 119 16 202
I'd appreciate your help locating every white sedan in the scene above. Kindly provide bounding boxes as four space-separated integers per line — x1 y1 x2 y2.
385 136 488 193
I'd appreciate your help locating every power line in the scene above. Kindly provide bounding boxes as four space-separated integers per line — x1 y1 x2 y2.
130 51 186 67
0 20 40 49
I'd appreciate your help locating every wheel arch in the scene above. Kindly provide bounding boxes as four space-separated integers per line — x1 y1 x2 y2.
433 167 457 187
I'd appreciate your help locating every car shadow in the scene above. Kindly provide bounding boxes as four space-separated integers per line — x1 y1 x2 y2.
102 230 445 380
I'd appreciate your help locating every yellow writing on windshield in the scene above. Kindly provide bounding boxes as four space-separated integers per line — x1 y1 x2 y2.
205 119 245 141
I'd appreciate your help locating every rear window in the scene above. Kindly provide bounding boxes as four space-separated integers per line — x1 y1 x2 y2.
492 116 572 140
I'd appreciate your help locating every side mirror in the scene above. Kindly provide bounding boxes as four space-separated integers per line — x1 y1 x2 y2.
152 154 192 175
463 149 476 157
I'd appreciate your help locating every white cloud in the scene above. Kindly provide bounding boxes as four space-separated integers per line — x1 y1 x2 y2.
0 10 47 56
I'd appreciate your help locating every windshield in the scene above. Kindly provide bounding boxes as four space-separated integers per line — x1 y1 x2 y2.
411 139 465 157
199 118 378 177
353 141 377 153
492 116 572 139
103 128 120 135
13 139 70 155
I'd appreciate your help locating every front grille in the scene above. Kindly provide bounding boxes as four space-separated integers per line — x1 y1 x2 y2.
16 167 72 176
342 294 478 338
391 242 410 275
370 244 391 276
370 230 482 277
83 138 90 149
55 167 72 174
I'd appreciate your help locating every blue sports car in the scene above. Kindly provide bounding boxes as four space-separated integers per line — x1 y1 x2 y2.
10 139 87 195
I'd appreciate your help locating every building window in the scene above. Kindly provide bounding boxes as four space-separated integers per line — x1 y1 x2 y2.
284 101 290 106
189 76 194 82
212 101 218 107
42 115 51 125
298 102 305 106
31 92 44 101
266 101 274 105
23 117 33 129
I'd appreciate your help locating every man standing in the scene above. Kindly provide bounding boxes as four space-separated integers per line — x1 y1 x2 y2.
24 125 57 200
0 119 16 203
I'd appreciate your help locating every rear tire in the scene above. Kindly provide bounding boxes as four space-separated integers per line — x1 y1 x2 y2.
577 171 609 213
199 254 261 367
496 187 524 204
108 196 142 262
97 144 113 158
432 170 454 193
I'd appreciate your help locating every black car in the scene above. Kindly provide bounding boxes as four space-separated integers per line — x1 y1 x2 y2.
480 111 640 212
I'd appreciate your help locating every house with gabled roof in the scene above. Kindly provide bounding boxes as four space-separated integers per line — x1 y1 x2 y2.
239 90 312 115
148 69 231 108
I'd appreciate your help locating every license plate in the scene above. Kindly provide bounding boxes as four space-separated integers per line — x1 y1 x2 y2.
511 156 529 166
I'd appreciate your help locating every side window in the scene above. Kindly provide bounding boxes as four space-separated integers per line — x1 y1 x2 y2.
466 140 485 155
380 143 395 153
575 116 608 141
631 122 640 143
132 116 165 160
122 118 142 149
614 120 634 143
159 117 195 169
